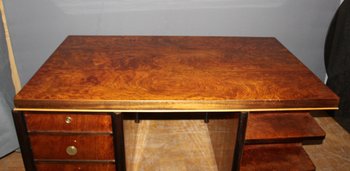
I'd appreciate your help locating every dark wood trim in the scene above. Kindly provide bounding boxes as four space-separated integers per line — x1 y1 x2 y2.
12 111 36 171
232 112 248 171
111 113 126 171
123 112 237 121
34 159 115 163
23 111 110 115
27 131 113 135
245 137 324 145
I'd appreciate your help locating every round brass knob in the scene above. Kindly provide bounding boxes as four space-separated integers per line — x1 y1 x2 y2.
65 116 72 124
66 146 78 156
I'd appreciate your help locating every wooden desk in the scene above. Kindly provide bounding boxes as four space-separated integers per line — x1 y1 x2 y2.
13 36 339 171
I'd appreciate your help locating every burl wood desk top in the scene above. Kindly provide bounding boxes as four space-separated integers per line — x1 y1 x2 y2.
14 36 339 112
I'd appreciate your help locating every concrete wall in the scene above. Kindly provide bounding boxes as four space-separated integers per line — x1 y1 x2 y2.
3 0 339 84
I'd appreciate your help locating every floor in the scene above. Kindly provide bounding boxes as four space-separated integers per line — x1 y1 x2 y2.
303 112 350 171
0 112 349 171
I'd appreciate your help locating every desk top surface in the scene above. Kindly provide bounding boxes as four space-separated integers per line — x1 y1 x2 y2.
14 36 338 111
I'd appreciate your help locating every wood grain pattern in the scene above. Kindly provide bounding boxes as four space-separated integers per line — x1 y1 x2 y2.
35 162 115 171
25 112 112 133
241 143 315 171
14 36 339 111
29 135 114 160
245 112 325 144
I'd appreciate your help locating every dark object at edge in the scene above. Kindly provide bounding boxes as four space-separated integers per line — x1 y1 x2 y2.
325 0 350 132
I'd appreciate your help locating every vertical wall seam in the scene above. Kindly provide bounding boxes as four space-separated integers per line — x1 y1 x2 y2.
0 0 22 93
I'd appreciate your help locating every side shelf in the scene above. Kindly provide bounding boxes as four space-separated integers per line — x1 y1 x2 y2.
245 112 325 144
242 112 326 170
241 143 315 171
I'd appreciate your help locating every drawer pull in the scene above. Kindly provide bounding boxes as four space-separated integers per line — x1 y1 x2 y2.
66 146 78 156
65 116 72 124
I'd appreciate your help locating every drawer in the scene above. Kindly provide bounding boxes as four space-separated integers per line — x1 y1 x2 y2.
25 112 112 133
35 162 116 171
30 134 115 160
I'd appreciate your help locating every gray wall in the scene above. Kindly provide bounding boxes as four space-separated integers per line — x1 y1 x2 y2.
0 11 18 157
4 0 338 84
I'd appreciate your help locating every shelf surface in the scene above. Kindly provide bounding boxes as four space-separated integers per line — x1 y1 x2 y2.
245 112 325 144
241 143 315 171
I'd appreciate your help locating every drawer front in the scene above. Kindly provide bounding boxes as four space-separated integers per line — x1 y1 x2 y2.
35 162 116 171
25 112 112 133
30 134 114 160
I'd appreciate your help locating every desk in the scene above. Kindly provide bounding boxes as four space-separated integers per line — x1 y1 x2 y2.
13 36 338 171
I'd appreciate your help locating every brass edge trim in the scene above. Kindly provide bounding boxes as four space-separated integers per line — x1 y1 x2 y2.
13 107 339 112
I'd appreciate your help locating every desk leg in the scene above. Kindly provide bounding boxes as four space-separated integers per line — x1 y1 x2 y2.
232 112 248 171
112 113 126 171
12 111 36 171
